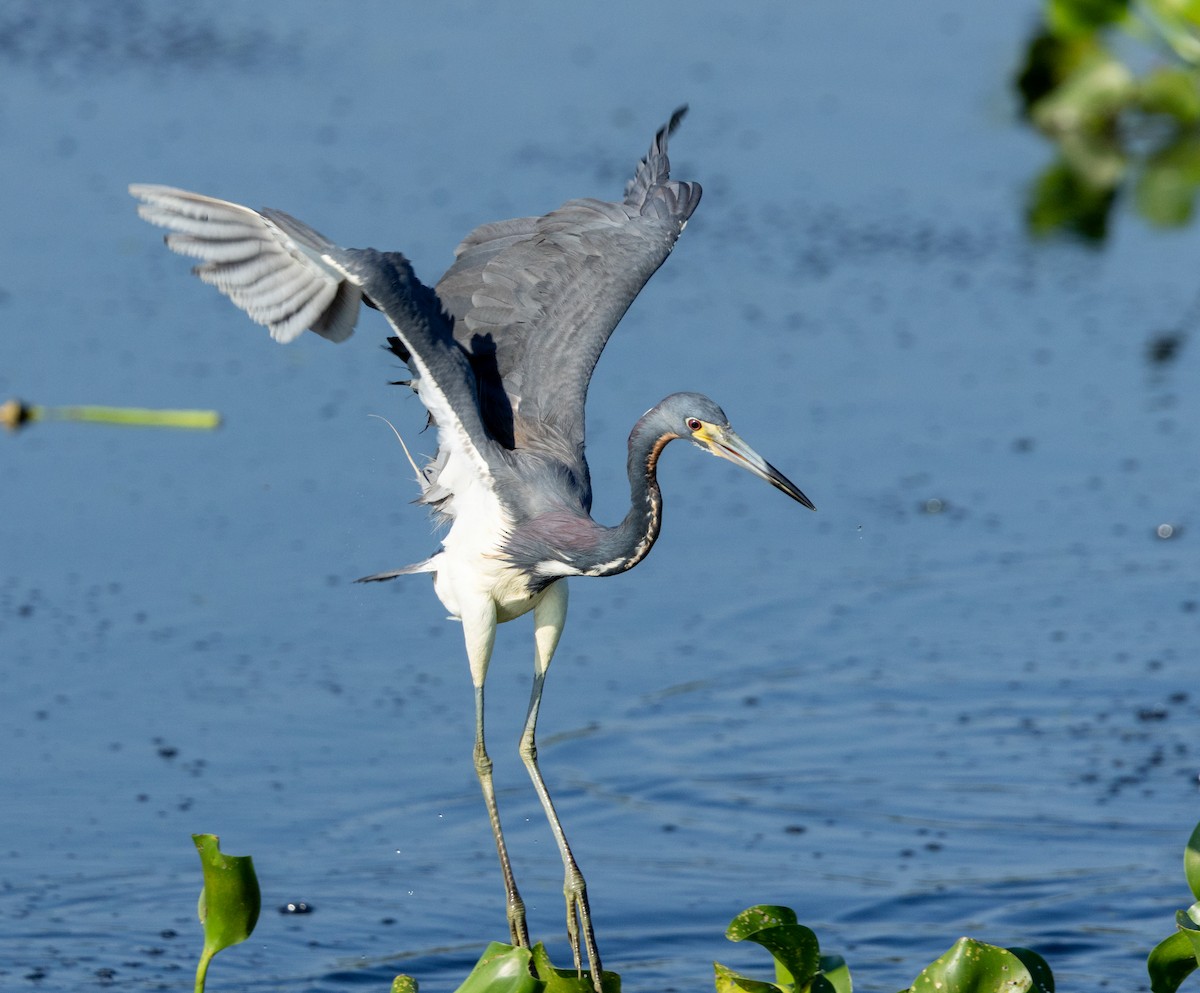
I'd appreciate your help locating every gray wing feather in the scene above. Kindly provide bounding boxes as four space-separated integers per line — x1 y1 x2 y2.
433 109 701 476
131 184 502 526
131 108 695 523
129 184 362 343
328 245 499 494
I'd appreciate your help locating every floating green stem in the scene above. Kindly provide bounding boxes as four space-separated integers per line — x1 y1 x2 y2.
2 397 220 432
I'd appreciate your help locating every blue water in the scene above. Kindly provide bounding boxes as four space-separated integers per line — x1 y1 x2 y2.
2 2 1198 990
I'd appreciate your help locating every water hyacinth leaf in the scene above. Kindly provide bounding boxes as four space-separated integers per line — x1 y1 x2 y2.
530 942 619 992
725 905 821 987
1027 157 1119 241
1143 0 1200 62
904 936 1051 993
1046 0 1130 36
192 834 261 993
1136 67 1200 124
1007 948 1055 992
1135 134 1200 226
1185 820 1200 901
1148 930 1199 993
713 961 783 993
1029 53 1134 136
1176 905 1200 964
451 943 543 993
815 954 852 993
1016 29 1106 112
726 905 800 942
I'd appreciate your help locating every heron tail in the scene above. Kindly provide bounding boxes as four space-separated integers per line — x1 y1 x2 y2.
355 557 437 583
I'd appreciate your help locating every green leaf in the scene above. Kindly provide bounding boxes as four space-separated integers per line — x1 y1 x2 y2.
1135 133 1200 226
906 936 1050 993
1015 30 1106 113
726 906 800 942
714 962 784 993
1147 0 1200 31
192 834 261 993
815 954 853 993
1029 53 1134 136
1136 67 1200 123
725 905 821 988
1176 905 1200 965
1148 930 1200 993
1027 157 1120 241
529 942 619 992
1046 0 1130 36
1008 948 1055 993
393 975 420 993
1142 0 1200 62
452 942 543 993
1185 820 1200 901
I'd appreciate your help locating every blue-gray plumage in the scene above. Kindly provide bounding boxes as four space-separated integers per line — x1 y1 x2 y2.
129 107 813 992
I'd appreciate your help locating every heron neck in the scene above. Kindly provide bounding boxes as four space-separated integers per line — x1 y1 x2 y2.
583 414 670 578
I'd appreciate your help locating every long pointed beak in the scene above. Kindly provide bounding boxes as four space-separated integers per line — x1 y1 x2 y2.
700 425 816 510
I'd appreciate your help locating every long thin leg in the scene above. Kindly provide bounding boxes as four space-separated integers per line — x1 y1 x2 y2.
519 582 604 991
461 597 529 948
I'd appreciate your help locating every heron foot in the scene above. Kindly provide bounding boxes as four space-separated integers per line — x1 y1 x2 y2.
507 890 530 948
564 870 603 993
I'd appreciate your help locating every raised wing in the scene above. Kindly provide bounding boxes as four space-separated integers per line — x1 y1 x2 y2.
129 184 500 523
434 108 702 482
130 185 363 344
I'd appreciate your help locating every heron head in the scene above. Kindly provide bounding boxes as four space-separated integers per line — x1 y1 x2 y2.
658 392 815 509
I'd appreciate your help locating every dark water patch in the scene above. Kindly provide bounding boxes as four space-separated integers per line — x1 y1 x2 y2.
0 0 303 78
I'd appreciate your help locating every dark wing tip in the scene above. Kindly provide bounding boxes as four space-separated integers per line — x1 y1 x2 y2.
650 105 688 158
664 105 688 140
624 105 694 210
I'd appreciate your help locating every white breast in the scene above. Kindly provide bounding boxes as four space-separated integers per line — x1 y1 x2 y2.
431 475 549 625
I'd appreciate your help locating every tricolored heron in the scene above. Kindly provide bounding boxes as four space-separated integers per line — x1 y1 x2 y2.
130 107 814 990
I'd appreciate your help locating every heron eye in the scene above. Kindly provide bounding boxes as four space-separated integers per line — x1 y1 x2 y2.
686 417 702 432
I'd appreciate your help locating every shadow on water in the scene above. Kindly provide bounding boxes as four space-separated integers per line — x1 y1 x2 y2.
2 1 1199 991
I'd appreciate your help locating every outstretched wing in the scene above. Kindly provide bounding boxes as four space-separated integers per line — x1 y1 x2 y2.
129 184 500 523
130 185 364 344
434 108 702 484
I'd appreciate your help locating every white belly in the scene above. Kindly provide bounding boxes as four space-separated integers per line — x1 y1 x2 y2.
430 477 548 624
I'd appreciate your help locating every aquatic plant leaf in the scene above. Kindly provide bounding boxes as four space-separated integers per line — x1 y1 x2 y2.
713 961 783 993
904 936 1050 993
1148 929 1199 993
1015 29 1106 112
192 834 261 993
1007 948 1055 992
530 941 619 992
1136 67 1200 124
1147 0 1200 30
451 942 543 993
1134 133 1200 226
1185 819 1200 901
1142 0 1200 61
1047 0 1130 36
815 954 852 993
393 975 420 993
1029 53 1134 136
1176 905 1200 963
725 905 821 987
1027 158 1119 241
